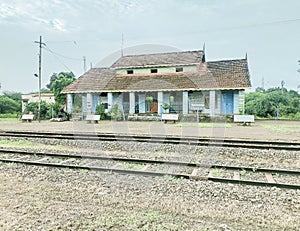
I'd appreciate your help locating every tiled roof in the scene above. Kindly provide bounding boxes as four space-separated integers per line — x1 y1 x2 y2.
62 57 251 94
61 68 115 94
111 50 204 69
207 59 251 88
105 73 198 92
105 59 250 92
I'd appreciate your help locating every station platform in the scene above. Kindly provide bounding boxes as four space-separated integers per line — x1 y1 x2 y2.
1 119 299 142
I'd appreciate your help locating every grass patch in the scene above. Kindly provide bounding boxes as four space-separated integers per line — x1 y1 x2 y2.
175 122 232 128
121 162 145 170
211 168 226 177
0 118 20 124
0 114 19 119
96 208 179 230
260 124 300 134
0 139 70 150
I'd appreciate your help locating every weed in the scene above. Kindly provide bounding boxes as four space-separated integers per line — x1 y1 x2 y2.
121 162 144 170
212 168 225 177
240 169 247 176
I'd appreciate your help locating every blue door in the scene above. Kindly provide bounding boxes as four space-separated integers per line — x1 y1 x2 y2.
221 91 233 114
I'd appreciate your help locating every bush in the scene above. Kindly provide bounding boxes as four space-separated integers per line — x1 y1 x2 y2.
108 104 123 121
24 101 53 120
95 104 106 120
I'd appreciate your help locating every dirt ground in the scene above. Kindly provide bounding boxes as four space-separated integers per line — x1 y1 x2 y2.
1 119 300 141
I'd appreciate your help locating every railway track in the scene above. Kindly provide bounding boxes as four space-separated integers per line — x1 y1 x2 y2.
1 130 300 150
0 149 299 190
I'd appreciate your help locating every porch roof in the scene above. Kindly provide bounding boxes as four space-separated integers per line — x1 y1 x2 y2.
61 68 116 94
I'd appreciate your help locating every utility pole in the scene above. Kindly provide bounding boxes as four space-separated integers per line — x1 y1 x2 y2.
121 33 124 57
83 56 87 73
34 36 46 123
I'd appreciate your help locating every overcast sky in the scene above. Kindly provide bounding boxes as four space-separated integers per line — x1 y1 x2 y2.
0 0 300 94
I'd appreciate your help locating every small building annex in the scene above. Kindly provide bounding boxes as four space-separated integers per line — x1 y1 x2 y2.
61 49 251 118
22 93 55 112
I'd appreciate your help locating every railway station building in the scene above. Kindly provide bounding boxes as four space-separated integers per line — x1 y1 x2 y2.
62 49 251 119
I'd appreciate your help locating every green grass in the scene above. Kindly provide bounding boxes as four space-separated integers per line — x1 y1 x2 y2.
0 139 70 150
121 162 145 170
260 124 300 134
0 113 19 119
0 118 20 124
211 168 226 177
175 122 232 128
96 208 180 230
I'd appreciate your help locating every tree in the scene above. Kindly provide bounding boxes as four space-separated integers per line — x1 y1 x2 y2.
245 87 300 119
47 72 76 107
3 91 22 102
0 91 22 114
0 96 21 114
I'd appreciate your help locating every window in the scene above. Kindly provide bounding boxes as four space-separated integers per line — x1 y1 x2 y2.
176 67 183 72
127 70 134 74
151 69 158 73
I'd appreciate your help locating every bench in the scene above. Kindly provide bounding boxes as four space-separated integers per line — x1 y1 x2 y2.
234 115 255 126
161 113 179 123
86 114 100 123
21 114 34 122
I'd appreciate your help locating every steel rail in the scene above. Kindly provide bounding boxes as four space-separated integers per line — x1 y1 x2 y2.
1 131 300 150
0 149 299 190
0 149 299 175
0 158 190 179
207 177 300 190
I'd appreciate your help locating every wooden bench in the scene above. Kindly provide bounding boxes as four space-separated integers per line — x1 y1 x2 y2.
234 115 255 126
161 113 179 123
21 114 34 122
86 114 100 123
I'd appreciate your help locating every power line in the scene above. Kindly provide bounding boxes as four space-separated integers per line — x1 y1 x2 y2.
43 46 82 61
44 46 74 72
44 45 88 74
216 18 300 32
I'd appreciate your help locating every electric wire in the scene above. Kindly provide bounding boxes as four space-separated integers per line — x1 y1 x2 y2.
43 46 75 73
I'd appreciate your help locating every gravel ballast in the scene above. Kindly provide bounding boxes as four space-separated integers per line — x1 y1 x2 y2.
0 120 299 230
0 137 300 230
0 163 299 230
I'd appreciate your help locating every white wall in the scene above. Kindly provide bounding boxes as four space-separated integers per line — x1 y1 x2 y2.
116 65 198 75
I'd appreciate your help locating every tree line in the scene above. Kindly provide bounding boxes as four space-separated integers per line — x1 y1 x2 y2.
245 87 300 119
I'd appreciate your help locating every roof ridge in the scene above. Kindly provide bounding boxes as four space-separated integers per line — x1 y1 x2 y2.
121 50 203 58
207 58 247 63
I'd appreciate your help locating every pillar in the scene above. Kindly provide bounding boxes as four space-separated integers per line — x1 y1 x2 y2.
129 92 135 114
82 94 87 119
107 92 113 111
157 91 163 114
209 90 216 117
182 91 188 115
163 92 170 113
86 93 93 114
138 94 145 113
67 94 73 113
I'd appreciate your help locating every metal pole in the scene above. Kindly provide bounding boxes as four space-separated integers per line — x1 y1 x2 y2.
83 56 87 73
34 36 45 122
38 36 42 123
